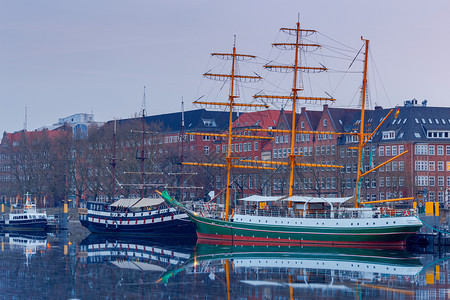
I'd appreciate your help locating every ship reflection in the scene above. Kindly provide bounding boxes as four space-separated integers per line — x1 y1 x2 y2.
79 234 196 273
160 242 423 299
0 231 47 265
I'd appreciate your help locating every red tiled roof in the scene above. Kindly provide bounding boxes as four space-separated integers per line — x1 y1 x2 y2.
232 110 281 130
2 128 69 146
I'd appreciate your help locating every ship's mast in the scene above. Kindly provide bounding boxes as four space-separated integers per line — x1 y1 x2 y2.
224 42 237 221
140 86 147 199
180 100 185 197
354 38 369 207
184 39 271 221
254 21 337 201
288 21 301 199
111 120 117 201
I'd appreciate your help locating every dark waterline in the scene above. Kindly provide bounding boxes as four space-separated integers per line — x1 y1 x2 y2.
0 231 447 299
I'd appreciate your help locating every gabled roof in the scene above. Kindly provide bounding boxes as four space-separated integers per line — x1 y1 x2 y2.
304 110 322 130
326 107 361 133
275 111 300 131
232 110 281 130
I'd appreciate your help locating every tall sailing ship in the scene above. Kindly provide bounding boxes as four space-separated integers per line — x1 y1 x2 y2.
79 91 195 236
160 20 423 247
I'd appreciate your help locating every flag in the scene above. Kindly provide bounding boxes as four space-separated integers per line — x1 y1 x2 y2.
394 108 399 118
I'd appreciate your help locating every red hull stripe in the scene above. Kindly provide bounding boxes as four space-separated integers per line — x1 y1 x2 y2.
196 232 406 247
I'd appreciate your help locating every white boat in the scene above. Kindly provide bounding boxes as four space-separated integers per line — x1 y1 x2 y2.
0 193 47 231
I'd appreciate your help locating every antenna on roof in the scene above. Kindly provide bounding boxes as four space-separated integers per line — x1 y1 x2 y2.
24 106 27 131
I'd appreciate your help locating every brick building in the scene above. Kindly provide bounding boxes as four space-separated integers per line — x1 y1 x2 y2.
1 101 449 208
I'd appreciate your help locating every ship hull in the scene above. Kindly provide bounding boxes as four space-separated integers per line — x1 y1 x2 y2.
0 219 47 231
80 217 196 235
79 205 196 236
187 211 422 248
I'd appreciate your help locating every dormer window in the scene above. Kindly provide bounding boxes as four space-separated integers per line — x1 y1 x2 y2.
382 131 395 140
202 119 217 127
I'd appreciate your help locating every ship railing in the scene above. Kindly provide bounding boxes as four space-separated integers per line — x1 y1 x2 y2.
233 207 416 219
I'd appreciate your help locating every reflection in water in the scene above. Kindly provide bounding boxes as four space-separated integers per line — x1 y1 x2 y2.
162 243 424 299
0 231 47 265
1 232 450 299
79 234 196 273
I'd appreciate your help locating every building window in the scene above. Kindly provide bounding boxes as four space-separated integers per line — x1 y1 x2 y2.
379 177 384 187
415 161 428 171
438 161 444 171
216 145 220 153
415 144 428 155
438 191 444 203
447 146 450 156
438 145 444 155
399 161 404 171
429 176 435 186
323 119 327 127
429 161 435 171
254 142 258 151
429 145 435 155
429 191 436 201
416 176 428 186
379 146 384 156
301 121 305 129
399 177 404 186
392 146 397 156
371 179 376 188
438 176 444 187
346 163 351 173
203 146 209 155
203 135 210 141
273 150 277 159
248 143 252 152
385 146 391 156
